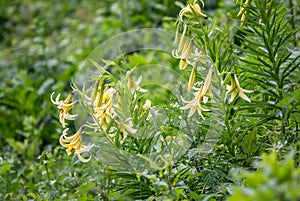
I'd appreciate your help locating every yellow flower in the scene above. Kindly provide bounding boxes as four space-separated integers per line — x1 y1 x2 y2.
201 67 213 103
172 24 193 70
180 86 209 118
94 107 113 131
51 92 78 128
188 67 196 92
60 126 92 162
179 0 208 21
93 86 115 131
226 74 253 103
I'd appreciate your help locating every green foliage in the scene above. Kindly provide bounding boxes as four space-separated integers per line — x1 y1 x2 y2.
0 0 299 200
236 0 300 141
228 150 300 201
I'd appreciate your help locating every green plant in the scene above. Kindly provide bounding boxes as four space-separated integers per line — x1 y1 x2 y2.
228 150 300 201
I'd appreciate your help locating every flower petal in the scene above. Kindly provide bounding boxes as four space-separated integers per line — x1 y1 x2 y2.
239 91 251 102
179 59 188 70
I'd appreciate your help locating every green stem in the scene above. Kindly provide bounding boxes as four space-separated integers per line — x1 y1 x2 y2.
44 155 51 186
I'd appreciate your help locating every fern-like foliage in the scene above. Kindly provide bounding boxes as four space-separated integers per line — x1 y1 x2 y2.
234 0 300 150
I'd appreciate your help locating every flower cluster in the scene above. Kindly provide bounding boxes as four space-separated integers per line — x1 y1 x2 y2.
51 72 152 161
91 83 128 143
180 67 212 118
90 75 150 144
172 24 193 70
51 92 92 162
92 85 116 131
173 0 253 118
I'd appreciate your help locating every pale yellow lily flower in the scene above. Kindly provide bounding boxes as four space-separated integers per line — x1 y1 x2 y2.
51 92 78 128
60 126 92 162
201 67 213 103
180 86 209 118
179 0 208 21
188 67 196 92
172 24 193 70
226 74 253 103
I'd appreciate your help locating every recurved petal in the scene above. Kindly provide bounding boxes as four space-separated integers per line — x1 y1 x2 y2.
179 7 190 21
137 87 148 93
191 3 208 19
172 49 180 58
200 105 210 112
180 101 193 110
242 88 254 93
50 92 60 104
60 135 71 147
64 113 78 121
77 152 91 162
239 91 251 102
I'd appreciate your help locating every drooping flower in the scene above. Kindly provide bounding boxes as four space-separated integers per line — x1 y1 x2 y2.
226 74 253 103
51 92 78 128
172 24 193 70
188 67 196 92
180 86 209 118
201 67 213 103
179 0 208 21
60 126 92 162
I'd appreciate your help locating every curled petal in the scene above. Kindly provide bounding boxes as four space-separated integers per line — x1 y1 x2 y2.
50 92 60 104
77 152 91 162
226 74 253 103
